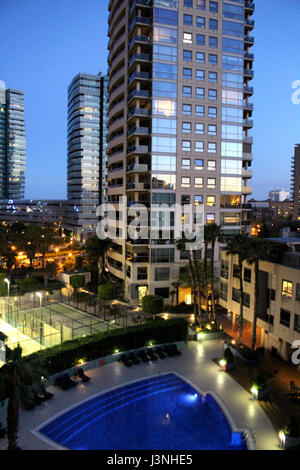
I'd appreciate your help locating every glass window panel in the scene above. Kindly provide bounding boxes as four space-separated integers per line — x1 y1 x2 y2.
221 159 242 174
221 176 242 192
222 124 243 140
154 25 178 44
196 51 205 63
152 136 177 153
154 7 178 26
153 62 177 80
223 54 243 71
152 155 176 171
223 20 244 37
195 159 204 169
152 118 177 135
153 81 177 98
196 34 205 45
152 173 176 189
153 44 178 62
221 142 243 157
153 98 177 116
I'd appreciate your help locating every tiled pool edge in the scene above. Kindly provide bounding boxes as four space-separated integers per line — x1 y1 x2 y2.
32 368 254 451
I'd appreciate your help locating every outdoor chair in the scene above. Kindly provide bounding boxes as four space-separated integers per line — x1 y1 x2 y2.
30 390 44 405
120 354 132 367
128 352 140 365
138 350 150 363
39 383 54 400
147 349 158 361
155 347 166 359
75 368 91 382
55 373 77 390
163 345 176 357
169 344 182 356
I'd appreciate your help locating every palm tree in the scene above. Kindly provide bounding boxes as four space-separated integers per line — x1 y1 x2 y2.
204 223 223 324
85 236 112 284
226 233 250 341
39 223 56 269
0 346 45 450
191 249 205 326
171 280 183 307
176 238 197 321
246 237 270 350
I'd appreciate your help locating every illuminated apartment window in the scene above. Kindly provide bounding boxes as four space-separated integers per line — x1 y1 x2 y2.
181 177 191 187
183 32 193 44
195 177 203 188
207 195 216 206
282 280 293 298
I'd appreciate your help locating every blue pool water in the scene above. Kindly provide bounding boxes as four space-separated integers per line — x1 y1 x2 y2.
40 373 247 450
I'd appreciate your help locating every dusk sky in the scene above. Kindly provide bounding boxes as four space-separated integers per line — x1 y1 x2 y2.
0 0 299 201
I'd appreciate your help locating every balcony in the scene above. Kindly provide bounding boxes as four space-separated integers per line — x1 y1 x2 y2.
244 52 254 61
243 135 253 144
243 85 254 95
129 34 151 50
127 163 149 172
245 2 255 12
242 186 252 195
127 145 149 155
127 126 150 137
129 16 152 33
128 108 150 120
126 254 149 263
129 53 151 68
244 35 254 46
129 71 151 85
244 19 254 29
243 101 253 112
126 238 149 245
130 0 152 16
127 89 150 103
243 153 253 162
243 119 253 128
244 68 254 78
242 203 252 210
126 182 151 190
242 169 253 178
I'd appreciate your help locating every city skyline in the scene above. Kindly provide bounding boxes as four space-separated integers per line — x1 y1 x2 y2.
0 0 299 201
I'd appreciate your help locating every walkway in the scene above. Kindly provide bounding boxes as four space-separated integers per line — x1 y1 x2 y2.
0 340 279 450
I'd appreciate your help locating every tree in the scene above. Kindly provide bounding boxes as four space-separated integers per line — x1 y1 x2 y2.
22 225 41 269
176 238 198 322
98 282 117 301
17 278 42 294
39 224 56 269
246 237 270 350
204 224 223 324
142 295 164 316
171 280 183 307
0 273 8 296
85 236 111 284
0 346 44 450
226 233 250 341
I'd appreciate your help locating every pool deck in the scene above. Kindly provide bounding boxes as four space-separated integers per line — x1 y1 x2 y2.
0 340 280 450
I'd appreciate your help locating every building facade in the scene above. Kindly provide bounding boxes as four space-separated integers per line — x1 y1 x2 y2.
219 232 300 360
67 73 108 238
107 0 254 302
291 144 300 221
0 85 26 200
268 189 290 202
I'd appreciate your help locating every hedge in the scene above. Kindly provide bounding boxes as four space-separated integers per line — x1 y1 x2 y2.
26 318 188 375
142 295 164 315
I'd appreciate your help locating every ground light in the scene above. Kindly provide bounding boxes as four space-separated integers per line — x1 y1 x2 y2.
279 429 286 449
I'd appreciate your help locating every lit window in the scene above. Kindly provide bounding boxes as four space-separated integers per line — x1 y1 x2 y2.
207 178 216 189
195 105 205 116
182 177 191 187
208 124 216 135
183 32 193 44
208 142 216 153
207 196 216 206
206 213 215 223
182 122 191 133
282 280 293 298
196 69 205 80
195 177 203 188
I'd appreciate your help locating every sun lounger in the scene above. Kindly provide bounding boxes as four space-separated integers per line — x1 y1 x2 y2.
128 352 140 365
55 373 77 390
75 368 91 382
147 349 158 361
30 390 44 405
169 344 182 356
120 354 132 367
163 345 176 357
138 350 150 363
39 383 54 400
155 347 166 359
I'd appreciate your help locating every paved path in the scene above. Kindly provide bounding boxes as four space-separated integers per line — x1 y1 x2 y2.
0 340 279 450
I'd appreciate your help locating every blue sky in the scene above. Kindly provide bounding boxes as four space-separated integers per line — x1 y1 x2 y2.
0 0 299 200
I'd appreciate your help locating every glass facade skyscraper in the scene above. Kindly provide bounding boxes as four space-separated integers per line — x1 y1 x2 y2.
0 84 26 200
67 73 108 238
107 0 254 302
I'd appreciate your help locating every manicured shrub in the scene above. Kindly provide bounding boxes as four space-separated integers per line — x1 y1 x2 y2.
164 302 194 314
98 282 116 301
17 277 42 294
25 318 188 375
253 373 267 390
70 274 85 291
142 295 164 315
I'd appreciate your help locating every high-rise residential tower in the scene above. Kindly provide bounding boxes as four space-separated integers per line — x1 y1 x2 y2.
107 0 254 302
67 73 108 238
0 83 26 200
291 144 300 221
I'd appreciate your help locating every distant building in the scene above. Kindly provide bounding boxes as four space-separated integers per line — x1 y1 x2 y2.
219 228 300 361
268 189 290 202
67 73 108 238
0 84 26 200
291 144 300 221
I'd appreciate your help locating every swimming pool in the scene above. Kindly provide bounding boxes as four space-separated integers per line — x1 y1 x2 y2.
39 373 247 450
